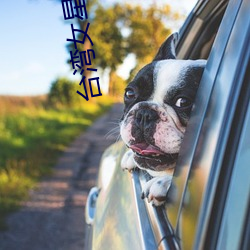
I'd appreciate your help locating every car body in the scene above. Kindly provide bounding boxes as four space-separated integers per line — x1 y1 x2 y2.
85 0 250 249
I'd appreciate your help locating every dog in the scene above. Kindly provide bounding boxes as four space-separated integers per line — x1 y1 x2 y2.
120 33 206 206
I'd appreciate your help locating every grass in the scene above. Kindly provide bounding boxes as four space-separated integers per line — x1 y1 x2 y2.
0 95 113 230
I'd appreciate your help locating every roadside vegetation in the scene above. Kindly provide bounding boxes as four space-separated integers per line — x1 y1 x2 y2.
0 79 113 230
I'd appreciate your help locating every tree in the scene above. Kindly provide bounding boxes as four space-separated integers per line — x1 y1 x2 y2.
48 77 79 107
79 3 173 94
63 2 127 96
44 1 177 95
127 4 172 64
108 71 126 98
88 4 127 94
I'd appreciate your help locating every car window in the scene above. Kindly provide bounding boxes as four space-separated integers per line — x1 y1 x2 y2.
165 0 249 248
177 0 228 60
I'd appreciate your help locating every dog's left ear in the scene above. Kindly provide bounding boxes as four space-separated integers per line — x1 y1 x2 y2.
153 32 179 61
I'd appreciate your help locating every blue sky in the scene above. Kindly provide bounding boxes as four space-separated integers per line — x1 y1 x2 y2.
0 0 196 96
0 0 76 95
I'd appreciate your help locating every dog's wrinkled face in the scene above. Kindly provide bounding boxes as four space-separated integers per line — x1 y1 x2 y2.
120 33 206 173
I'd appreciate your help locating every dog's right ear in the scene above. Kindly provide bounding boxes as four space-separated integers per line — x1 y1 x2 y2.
153 32 179 61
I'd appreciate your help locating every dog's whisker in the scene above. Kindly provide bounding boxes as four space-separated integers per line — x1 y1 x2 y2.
105 127 120 140
105 126 119 135
105 132 119 140
107 121 120 126
116 134 122 142
106 118 121 124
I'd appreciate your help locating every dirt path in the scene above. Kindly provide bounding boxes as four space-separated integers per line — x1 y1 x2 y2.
0 103 123 250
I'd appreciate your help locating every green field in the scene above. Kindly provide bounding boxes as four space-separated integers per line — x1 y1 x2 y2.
0 95 113 229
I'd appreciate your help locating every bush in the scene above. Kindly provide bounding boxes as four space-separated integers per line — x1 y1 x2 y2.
48 77 79 107
0 95 113 230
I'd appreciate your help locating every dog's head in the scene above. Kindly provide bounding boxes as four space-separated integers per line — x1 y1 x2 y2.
120 33 206 174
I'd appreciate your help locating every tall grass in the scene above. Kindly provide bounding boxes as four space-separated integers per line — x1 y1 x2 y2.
0 95 113 230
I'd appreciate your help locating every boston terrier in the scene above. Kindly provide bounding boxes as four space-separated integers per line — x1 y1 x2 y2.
120 33 206 206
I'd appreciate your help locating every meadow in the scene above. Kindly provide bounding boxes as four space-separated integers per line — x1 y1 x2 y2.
0 95 113 229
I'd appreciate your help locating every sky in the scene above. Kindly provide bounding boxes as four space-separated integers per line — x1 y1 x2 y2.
0 0 197 96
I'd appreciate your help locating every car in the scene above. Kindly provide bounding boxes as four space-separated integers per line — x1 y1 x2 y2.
85 0 250 249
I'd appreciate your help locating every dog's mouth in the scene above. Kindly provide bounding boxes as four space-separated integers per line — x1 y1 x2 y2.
129 143 178 165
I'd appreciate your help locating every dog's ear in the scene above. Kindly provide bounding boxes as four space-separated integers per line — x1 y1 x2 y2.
153 32 179 61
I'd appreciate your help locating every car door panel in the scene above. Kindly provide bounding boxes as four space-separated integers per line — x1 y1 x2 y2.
92 142 159 250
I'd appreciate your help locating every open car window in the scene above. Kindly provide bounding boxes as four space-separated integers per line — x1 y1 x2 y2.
177 0 229 60
164 0 250 248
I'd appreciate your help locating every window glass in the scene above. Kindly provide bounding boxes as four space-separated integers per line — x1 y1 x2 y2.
216 94 250 249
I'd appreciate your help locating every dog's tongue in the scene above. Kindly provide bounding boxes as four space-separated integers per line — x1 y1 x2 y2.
130 143 163 155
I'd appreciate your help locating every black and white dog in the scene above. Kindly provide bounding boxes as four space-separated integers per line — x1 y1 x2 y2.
120 33 206 206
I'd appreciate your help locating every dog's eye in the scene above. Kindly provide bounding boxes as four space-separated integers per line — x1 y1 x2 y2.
175 97 192 108
125 89 136 100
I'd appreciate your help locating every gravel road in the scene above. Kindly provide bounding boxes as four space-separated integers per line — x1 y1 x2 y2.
0 103 123 250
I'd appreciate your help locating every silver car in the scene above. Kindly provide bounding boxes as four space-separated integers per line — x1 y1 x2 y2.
85 0 250 249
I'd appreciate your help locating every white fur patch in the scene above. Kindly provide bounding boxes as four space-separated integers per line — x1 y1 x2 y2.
121 149 135 171
142 175 173 206
120 118 134 144
153 121 183 154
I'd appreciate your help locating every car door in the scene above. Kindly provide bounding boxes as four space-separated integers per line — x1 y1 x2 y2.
85 0 250 249
166 0 250 248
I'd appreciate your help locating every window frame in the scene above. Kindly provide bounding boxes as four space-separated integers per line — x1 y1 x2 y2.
164 0 250 249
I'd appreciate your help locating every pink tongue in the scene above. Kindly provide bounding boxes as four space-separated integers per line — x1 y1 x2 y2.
130 143 163 156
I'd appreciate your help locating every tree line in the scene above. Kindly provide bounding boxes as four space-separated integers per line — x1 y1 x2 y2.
49 0 178 101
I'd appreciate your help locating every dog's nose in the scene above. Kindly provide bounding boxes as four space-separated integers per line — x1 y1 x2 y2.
135 109 159 130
